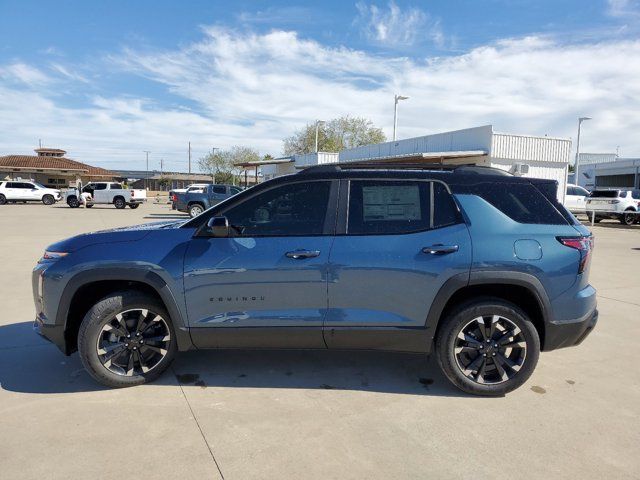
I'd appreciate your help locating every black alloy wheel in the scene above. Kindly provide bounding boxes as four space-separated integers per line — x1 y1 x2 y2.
96 308 171 377
453 315 527 385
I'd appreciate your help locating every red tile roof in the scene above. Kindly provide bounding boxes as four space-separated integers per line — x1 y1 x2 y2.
0 155 116 177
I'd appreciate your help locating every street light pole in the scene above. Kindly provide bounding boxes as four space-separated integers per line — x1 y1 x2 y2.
574 117 592 187
393 94 409 141
315 120 325 153
143 150 151 190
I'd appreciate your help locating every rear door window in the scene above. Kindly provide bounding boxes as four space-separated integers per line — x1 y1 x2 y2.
110 183 122 190
93 183 107 190
347 181 430 234
433 182 460 228
212 186 227 194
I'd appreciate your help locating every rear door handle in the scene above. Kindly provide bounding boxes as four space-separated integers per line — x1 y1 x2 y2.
422 244 459 255
286 250 321 259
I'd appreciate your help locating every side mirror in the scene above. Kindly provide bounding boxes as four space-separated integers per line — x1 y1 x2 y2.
196 216 230 238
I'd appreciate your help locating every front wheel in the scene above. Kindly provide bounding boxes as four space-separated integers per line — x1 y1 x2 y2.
77 291 177 388
67 196 80 208
42 194 55 205
435 299 540 396
0 194 6 205
189 203 204 218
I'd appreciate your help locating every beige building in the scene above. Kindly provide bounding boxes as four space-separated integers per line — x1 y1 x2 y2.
0 148 117 188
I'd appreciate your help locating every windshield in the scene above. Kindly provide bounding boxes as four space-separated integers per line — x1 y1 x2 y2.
589 190 620 198
33 182 47 189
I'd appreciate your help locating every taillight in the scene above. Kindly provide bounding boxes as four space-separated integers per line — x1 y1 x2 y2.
557 236 593 274
172 194 177 202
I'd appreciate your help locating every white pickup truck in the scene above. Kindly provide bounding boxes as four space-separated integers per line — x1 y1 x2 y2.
65 182 146 209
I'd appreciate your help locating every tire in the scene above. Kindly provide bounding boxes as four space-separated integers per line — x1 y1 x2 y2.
189 203 204 218
435 298 540 396
77 291 177 388
593 216 602 223
114 197 126 209
42 194 55 205
0 194 6 205
67 196 80 208
129 203 140 209
86 204 93 208
620 211 636 226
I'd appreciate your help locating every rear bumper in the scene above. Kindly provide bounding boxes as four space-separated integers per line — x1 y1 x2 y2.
543 308 598 351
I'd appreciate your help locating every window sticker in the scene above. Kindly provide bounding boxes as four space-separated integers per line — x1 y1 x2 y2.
362 185 421 221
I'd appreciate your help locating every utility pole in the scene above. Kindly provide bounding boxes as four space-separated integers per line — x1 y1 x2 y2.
315 120 325 153
38 139 42 148
160 158 164 176
188 141 191 175
143 151 151 190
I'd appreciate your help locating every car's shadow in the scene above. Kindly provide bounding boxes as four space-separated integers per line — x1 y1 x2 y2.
0 321 467 397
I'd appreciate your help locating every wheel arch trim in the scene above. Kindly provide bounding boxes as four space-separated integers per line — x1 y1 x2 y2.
56 268 193 351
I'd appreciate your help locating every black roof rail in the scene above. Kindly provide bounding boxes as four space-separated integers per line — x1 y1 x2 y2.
298 162 510 175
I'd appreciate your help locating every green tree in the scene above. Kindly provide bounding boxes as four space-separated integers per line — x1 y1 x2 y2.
198 146 260 184
283 116 386 155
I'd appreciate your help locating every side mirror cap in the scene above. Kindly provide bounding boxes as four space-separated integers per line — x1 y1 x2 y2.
196 216 230 238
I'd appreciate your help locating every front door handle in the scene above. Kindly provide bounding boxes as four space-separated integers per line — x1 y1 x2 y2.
285 249 321 259
422 244 459 255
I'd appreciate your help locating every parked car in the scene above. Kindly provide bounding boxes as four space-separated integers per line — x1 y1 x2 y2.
173 183 242 217
564 183 589 214
170 184 210 209
65 182 147 209
585 189 640 225
0 180 62 205
33 164 597 396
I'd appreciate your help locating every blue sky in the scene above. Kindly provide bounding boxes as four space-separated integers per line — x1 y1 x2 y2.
1 0 639 171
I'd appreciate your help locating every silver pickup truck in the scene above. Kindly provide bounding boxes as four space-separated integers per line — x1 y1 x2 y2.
65 182 147 209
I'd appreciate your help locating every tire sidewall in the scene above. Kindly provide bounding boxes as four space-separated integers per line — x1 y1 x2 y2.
67 196 79 208
436 299 540 396
0 194 6 205
114 197 126 209
42 194 54 205
78 292 177 388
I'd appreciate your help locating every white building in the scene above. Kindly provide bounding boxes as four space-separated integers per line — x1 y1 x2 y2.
255 125 572 200
573 153 640 190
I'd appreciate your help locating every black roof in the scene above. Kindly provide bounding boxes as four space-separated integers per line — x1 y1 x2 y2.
294 163 548 187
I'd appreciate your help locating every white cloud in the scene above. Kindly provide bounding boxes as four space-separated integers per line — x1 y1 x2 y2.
49 63 89 83
607 0 640 18
1 28 640 171
354 1 444 48
0 63 50 86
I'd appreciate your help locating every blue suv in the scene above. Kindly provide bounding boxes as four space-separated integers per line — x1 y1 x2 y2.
33 165 597 395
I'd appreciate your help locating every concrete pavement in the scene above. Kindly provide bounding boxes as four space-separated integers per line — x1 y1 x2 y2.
0 202 638 479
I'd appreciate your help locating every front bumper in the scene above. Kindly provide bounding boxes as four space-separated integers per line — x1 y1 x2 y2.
544 308 598 351
33 313 67 354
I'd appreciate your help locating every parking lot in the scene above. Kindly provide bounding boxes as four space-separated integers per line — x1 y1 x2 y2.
0 202 639 479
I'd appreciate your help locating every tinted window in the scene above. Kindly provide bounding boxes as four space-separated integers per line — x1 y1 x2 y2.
566 186 575 196
222 181 331 236
348 181 430 234
110 183 122 190
575 187 589 196
230 187 242 195
5 182 15 188
590 190 619 198
632 190 640 200
94 183 107 190
212 186 227 194
433 182 460 228
468 182 567 225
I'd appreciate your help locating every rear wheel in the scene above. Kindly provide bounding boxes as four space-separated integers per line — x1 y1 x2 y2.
0 194 6 205
435 299 540 396
114 197 126 209
129 203 140 209
78 291 177 388
620 211 636 226
189 203 204 218
42 194 54 205
67 196 80 208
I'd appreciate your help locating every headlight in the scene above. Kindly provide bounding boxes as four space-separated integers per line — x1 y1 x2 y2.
39 251 68 263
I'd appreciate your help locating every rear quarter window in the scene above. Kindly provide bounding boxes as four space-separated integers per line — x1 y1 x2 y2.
462 182 567 225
